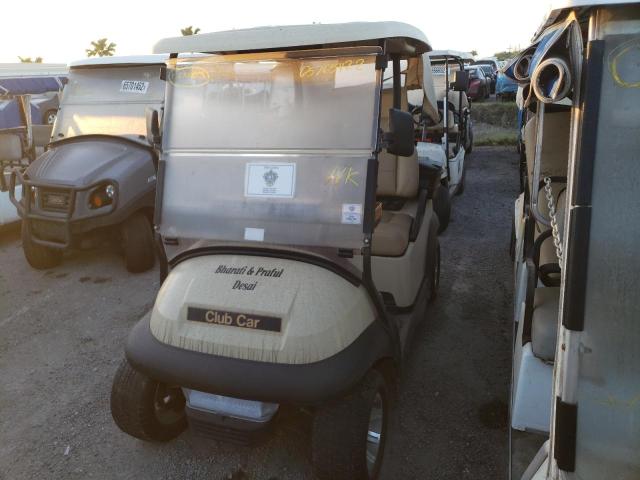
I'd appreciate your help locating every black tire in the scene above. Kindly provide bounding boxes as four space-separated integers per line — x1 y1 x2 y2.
466 123 474 154
312 369 392 480
426 216 441 302
110 358 187 442
21 221 63 269
432 182 451 233
456 164 466 196
121 212 155 273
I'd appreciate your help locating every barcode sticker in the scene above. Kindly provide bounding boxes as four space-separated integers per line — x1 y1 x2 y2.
120 80 149 94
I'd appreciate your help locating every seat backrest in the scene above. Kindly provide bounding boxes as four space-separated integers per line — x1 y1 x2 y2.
0 133 23 162
32 125 53 148
524 110 570 190
378 88 418 198
447 90 469 111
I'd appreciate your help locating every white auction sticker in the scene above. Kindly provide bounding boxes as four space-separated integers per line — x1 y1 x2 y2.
245 163 296 198
120 80 149 94
341 203 363 224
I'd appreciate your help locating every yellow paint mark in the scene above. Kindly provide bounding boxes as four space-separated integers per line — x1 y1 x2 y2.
609 40 640 89
326 167 360 187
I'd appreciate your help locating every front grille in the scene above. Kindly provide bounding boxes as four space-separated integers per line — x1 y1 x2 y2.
41 189 70 212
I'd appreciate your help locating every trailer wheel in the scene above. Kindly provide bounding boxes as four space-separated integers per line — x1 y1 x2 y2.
110 358 186 442
456 165 466 196
21 221 62 269
312 369 391 480
43 109 57 125
432 183 451 233
121 213 155 273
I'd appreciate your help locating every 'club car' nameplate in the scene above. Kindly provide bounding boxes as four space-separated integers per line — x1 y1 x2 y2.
187 307 281 332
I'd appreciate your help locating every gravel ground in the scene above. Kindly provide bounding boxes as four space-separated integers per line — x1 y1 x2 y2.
0 146 519 480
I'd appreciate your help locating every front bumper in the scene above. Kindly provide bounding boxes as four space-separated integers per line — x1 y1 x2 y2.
125 313 392 406
10 169 153 248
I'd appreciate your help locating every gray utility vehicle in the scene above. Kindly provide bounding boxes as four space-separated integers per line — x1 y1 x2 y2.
9 56 166 272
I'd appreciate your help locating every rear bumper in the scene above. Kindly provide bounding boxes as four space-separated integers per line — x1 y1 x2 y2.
125 313 392 406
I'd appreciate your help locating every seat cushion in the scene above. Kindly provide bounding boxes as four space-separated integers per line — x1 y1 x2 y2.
371 211 412 256
531 287 560 362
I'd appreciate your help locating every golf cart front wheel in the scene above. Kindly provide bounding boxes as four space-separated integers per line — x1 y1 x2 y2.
311 368 391 480
110 358 187 442
21 221 63 270
121 212 155 273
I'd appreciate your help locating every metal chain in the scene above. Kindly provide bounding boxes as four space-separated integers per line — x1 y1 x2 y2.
544 176 563 264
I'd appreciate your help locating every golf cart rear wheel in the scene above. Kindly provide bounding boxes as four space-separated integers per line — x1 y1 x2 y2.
465 124 474 154
21 221 62 270
121 212 155 273
432 183 451 233
311 368 391 480
110 358 187 442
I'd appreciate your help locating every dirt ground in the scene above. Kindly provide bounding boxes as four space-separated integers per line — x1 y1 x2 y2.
0 146 519 480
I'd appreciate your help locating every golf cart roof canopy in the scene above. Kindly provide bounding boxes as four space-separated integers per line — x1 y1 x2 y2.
154 21 431 56
426 50 474 62
0 63 68 96
537 0 638 35
69 55 169 69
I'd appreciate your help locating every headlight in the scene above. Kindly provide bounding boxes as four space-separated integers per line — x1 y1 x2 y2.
88 183 116 209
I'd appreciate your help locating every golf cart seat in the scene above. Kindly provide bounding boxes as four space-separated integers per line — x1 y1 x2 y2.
536 188 567 286
372 88 418 257
531 287 560 361
32 125 53 156
524 110 570 190
0 132 28 168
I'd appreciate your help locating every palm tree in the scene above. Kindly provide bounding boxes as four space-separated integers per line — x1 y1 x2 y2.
18 56 43 63
470 50 478 57
86 38 116 57
181 26 201 36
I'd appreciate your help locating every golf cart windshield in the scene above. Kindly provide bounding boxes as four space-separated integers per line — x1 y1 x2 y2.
160 47 381 249
53 65 164 142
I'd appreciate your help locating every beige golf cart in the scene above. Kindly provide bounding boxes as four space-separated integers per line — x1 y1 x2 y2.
508 1 640 478
110 22 443 480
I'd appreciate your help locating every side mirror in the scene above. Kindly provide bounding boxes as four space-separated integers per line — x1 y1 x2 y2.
451 70 470 92
146 108 161 147
386 108 415 157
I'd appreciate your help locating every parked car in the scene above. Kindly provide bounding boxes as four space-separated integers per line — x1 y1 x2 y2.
465 66 490 101
474 64 496 93
495 70 518 101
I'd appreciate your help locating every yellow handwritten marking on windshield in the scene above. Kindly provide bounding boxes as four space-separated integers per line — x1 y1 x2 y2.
168 66 210 87
300 58 366 79
327 167 360 186
609 40 640 88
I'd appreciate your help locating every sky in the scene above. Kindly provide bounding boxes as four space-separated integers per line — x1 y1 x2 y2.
1 0 552 63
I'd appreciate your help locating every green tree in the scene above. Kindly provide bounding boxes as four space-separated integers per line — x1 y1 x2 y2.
470 50 478 57
181 26 201 36
18 56 43 63
86 38 116 57
494 50 521 61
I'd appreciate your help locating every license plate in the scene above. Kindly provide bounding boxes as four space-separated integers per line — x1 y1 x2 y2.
187 307 281 333
43 193 69 210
